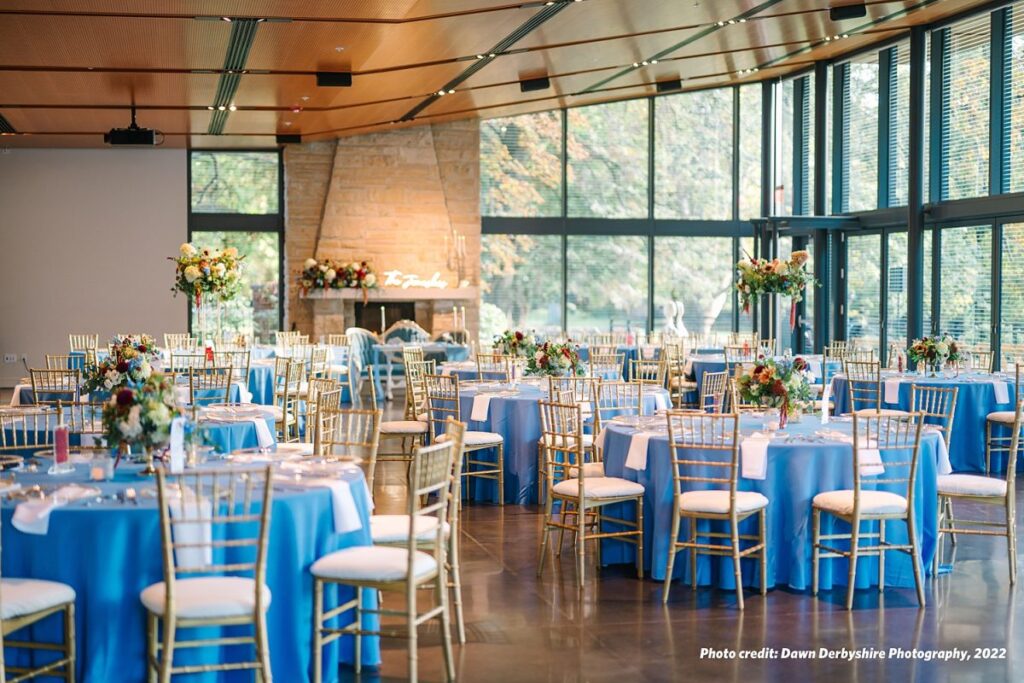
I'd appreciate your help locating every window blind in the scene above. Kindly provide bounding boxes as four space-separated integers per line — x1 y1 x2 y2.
939 225 991 350
941 12 991 200
843 52 880 212
480 111 563 217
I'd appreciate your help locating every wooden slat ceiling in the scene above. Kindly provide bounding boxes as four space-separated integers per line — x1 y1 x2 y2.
0 0 999 147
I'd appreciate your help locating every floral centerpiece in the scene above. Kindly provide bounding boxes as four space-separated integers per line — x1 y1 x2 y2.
908 334 962 375
493 330 537 358
734 357 814 424
101 372 182 473
526 341 584 377
83 352 154 396
170 243 243 306
299 258 377 303
110 334 161 361
735 250 817 328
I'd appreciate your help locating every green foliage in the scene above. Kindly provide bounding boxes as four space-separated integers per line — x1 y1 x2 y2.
191 152 279 214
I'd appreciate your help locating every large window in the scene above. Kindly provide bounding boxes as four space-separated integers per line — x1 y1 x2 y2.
939 225 991 350
566 236 649 334
844 54 880 212
187 151 283 341
846 234 881 354
567 100 649 218
774 79 795 215
739 85 763 219
480 234 563 340
891 44 911 206
655 88 733 219
1010 7 1024 193
1001 223 1024 361
886 231 909 348
653 237 735 335
481 112 562 217
942 14 991 200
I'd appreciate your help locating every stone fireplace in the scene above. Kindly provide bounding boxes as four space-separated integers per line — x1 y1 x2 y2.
304 286 478 339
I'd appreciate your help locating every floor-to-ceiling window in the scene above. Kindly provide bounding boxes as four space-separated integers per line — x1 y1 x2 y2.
188 150 283 342
1000 222 1024 362
653 237 735 335
480 234 564 340
566 235 649 334
846 234 882 355
480 111 562 217
939 225 992 350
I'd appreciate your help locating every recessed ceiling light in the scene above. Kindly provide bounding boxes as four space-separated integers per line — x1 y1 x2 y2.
291 106 301 113
301 95 310 101
207 106 215 110
221 17 232 22
284 121 292 126
228 104 237 111
716 21 725 26
650 59 659 64
217 105 226 111
334 46 344 52
447 89 455 94
437 90 446 96
476 54 485 59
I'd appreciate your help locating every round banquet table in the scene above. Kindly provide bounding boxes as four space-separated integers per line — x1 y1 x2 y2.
597 414 949 591
0 461 378 682
831 371 1018 473
453 382 671 505
689 354 838 395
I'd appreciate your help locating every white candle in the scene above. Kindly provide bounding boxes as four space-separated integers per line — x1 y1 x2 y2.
380 305 386 331
461 306 467 329
453 306 459 330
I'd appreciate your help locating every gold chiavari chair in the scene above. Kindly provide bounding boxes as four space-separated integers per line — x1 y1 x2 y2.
44 354 77 371
369 420 469 644
60 400 106 450
699 371 729 413
964 348 994 373
68 333 98 352
847 348 876 363
315 400 381 489
163 333 197 351
213 349 251 387
663 411 768 608
826 340 851 360
370 366 428 472
594 380 643 433
188 365 233 407
0 525 77 682
630 358 667 387
844 359 906 416
758 338 778 356
590 334 615 348
305 377 342 445
273 357 304 442
424 374 505 505
812 412 927 609
311 438 457 683
935 399 1021 583
984 363 1023 475
327 333 348 347
541 376 603 499
402 345 425 367
143 466 274 680
168 352 208 374
475 352 512 382
326 336 353 399
910 384 959 449
723 345 757 377
589 352 624 380
28 368 80 406
727 332 759 347
536 400 644 587
0 408 54 459
275 330 302 345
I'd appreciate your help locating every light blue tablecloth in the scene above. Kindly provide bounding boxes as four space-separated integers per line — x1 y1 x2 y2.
0 462 378 682
598 415 946 591
832 372 1018 473
453 383 670 504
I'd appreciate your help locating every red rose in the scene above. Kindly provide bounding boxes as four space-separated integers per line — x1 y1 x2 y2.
515 331 524 341
116 360 130 373
753 364 765 376
137 345 147 353
793 357 808 371
770 379 787 396
116 388 134 406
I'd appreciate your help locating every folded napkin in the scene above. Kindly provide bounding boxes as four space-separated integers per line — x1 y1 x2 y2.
641 345 656 360
13 484 99 535
277 477 362 533
251 419 275 449
993 381 1010 404
684 359 694 376
652 392 668 411
9 384 30 407
471 393 497 421
820 378 833 424
884 378 902 404
819 431 883 475
624 431 657 470
233 381 253 404
168 488 213 567
741 432 772 480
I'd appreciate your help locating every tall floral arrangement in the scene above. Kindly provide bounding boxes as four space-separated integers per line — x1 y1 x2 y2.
170 243 244 306
526 341 584 377
110 334 160 361
102 373 181 456
493 330 537 358
83 353 153 395
299 258 377 303
735 357 814 417
908 334 962 367
735 250 817 327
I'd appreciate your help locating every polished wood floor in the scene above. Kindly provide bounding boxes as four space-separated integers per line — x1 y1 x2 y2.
353 411 1023 683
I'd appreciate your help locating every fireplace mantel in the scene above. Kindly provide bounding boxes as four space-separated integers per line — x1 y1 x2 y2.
301 286 478 302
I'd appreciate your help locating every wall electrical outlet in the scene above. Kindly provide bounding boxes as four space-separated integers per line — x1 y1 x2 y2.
3 354 15 363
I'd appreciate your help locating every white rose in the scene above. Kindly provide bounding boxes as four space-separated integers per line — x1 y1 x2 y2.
319 265 328 273
324 269 337 282
364 273 376 287
304 258 317 269
935 342 949 356
213 263 226 276
208 249 221 259
350 262 361 271
139 361 152 379
119 405 143 438
224 247 239 258
180 243 197 257
184 265 201 283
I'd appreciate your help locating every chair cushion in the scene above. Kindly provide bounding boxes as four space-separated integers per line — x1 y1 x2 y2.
813 490 908 516
437 431 503 447
417 412 428 422
542 434 595 449
1 579 75 620
264 406 284 421
551 476 644 499
669 378 697 390
380 420 429 435
937 474 1008 498
329 364 350 375
679 490 769 515
140 577 271 618
568 461 605 478
852 408 910 417
986 411 1017 424
370 514 450 544
311 546 437 582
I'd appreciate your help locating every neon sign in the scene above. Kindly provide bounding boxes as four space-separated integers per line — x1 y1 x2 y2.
381 270 450 289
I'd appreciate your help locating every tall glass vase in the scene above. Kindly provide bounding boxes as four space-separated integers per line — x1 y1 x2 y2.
193 297 223 348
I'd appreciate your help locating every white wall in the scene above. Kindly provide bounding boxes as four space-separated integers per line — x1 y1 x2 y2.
0 148 188 386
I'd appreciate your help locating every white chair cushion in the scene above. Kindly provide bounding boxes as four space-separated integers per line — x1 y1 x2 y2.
568 461 605 478
937 474 1008 498
679 490 768 515
437 431 503 446
370 514 450 544
311 546 437 582
1 579 75 620
669 378 697 390
551 476 644 499
264 406 284 421
140 577 271 618
417 412 428 422
329 363 350 375
852 408 910 417
986 411 1017 424
813 490 908 516
542 434 595 449
380 420 429 435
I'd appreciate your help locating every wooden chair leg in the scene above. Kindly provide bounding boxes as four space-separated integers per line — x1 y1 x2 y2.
878 519 886 592
497 444 505 505
146 611 158 683
812 508 820 596
907 515 926 607
254 610 272 683
537 500 553 577
437 574 455 681
355 588 363 673
64 602 75 683
731 520 744 610
312 579 323 683
577 500 586 589
637 497 645 579
845 518 860 610
689 518 698 590
158 617 176 683
759 509 767 596
663 510 680 604
1007 501 1017 585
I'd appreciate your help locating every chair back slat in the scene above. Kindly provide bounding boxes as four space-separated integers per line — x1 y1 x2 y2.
476 353 513 382
0 408 55 452
845 359 882 412
850 413 924 505
910 384 958 448
699 371 729 413
189 365 233 406
589 352 624 379
29 368 80 405
594 380 642 432
538 400 584 486
665 411 740 501
630 358 667 386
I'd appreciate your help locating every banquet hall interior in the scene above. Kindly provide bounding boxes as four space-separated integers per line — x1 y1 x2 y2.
2 0 1024 681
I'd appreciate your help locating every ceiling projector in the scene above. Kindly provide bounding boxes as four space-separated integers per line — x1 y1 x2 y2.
104 105 163 145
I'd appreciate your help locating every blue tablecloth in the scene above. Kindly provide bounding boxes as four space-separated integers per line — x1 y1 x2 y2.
578 345 657 380
247 361 276 405
598 415 946 591
832 372 1018 473
201 417 277 454
0 462 377 682
454 383 670 504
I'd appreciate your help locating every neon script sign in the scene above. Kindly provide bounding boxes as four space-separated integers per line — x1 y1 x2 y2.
381 270 450 289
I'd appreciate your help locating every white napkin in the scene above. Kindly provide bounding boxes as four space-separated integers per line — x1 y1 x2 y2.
741 432 771 480
653 392 668 411
820 378 833 424
251 419 275 449
993 381 1010 404
233 381 253 404
12 484 98 535
9 384 30 407
624 431 656 470
806 358 822 381
471 393 496 421
594 427 608 452
884 378 902 404
286 477 362 533
684 359 693 376
168 488 213 567
642 345 656 360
